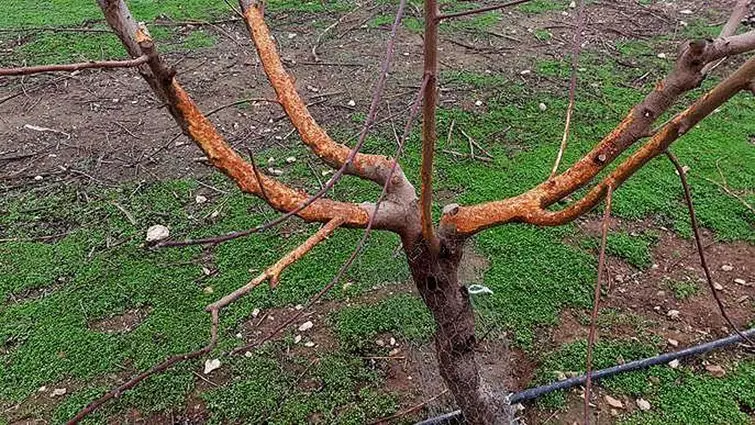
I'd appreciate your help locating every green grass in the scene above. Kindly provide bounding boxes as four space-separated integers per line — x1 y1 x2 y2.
604 231 659 269
332 294 434 351
667 279 700 301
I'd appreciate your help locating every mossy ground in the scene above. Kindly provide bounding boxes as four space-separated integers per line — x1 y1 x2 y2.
1 0 753 424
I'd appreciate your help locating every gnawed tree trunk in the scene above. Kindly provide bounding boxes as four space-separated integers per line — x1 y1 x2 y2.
405 234 512 425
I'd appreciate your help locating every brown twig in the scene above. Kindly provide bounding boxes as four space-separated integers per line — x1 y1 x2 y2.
665 151 754 347
583 185 613 425
550 0 585 178
0 55 148 76
420 0 440 253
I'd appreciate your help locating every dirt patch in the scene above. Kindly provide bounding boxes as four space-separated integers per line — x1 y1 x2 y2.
88 307 152 333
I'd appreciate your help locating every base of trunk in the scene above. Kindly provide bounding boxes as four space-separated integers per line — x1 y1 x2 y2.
405 236 513 425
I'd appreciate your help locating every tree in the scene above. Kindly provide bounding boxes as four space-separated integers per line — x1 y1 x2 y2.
3 0 754 424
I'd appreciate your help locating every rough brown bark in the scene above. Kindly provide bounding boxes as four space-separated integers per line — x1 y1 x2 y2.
405 234 510 425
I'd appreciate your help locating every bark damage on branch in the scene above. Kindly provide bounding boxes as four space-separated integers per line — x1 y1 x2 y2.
440 30 755 236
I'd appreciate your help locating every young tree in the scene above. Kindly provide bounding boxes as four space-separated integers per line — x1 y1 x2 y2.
4 0 755 424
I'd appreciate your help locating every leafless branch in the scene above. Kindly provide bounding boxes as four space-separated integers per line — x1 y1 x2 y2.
665 151 754 347
583 185 613 425
550 0 585 178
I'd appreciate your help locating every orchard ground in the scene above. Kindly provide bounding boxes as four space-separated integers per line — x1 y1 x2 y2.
1 0 754 424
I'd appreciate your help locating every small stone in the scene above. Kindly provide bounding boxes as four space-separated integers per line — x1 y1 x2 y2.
203 286 214 294
34 175 43 181
538 103 547 111
736 295 749 303
667 309 680 319
268 168 284 176
637 398 651 411
304 341 316 347
287 33 297 39
605 395 624 409
679 9 694 15
734 278 747 285
520 69 531 75
388 348 401 356
268 157 275 164
195 194 208 204
721 264 734 271
306 85 319 93
569 0 576 7
475 100 483 107
252 308 260 318
713 282 724 291
376 339 385 347
657 53 667 59
668 359 680 369
667 338 679 347
347 100 356 107
204 358 221 374
555 371 567 381
294 304 303 310
705 364 726 377
51 388 67 397
38 386 47 392
146 224 170 242
389 337 396 346
610 409 620 416
298 321 314 332
244 351 253 358
294 335 302 344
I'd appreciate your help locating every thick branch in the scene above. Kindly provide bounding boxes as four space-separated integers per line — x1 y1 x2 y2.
702 0 752 75
441 32 755 235
529 53 755 226
419 0 440 252
241 3 413 194
128 27 370 227
0 55 148 76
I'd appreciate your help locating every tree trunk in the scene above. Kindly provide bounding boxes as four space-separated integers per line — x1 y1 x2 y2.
404 235 512 425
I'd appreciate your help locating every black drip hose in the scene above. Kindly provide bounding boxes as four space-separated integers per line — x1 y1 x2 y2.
415 327 755 425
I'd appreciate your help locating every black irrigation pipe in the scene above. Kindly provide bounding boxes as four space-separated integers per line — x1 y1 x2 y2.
416 327 755 425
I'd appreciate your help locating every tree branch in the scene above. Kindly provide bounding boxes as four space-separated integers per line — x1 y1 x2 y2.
240 2 414 196
665 151 754 347
702 0 752 75
550 0 585 178
420 0 440 252
584 185 613 425
440 32 755 236
0 55 148 77
207 216 345 313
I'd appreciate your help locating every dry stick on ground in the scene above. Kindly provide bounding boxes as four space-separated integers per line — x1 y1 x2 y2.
155 0 408 249
232 74 429 355
204 97 279 117
550 0 585 178
583 185 613 425
311 1 369 62
665 151 755 348
0 55 148 76
435 0 533 21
